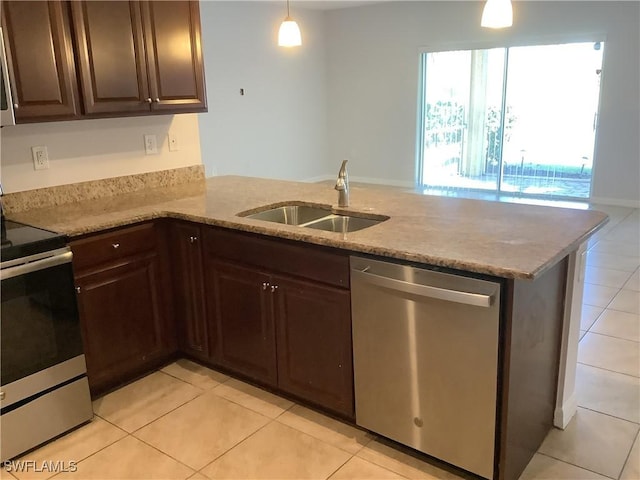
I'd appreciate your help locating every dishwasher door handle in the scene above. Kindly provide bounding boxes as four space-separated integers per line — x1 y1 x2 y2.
352 268 496 307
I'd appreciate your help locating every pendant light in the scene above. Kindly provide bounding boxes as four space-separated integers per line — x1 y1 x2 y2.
278 0 302 47
481 0 513 28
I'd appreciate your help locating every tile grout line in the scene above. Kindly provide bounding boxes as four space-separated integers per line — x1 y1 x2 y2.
617 429 640 480
576 358 640 379
195 415 277 476
583 329 640 344
129 431 199 475
207 381 296 420
324 453 354 480
13 414 128 480
576 361 640 380
74 372 215 476
535 452 617 480
272 413 372 457
581 330 640 346
575 405 640 427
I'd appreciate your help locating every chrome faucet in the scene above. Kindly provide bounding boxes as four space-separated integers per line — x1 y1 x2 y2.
335 160 349 207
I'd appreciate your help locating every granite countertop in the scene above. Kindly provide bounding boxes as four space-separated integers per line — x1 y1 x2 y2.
8 175 608 280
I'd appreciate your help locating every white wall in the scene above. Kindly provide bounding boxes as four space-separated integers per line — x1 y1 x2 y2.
3 1 637 205
325 1 640 205
198 2 328 181
0 114 202 193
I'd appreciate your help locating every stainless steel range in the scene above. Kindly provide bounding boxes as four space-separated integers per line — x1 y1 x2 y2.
1 219 93 462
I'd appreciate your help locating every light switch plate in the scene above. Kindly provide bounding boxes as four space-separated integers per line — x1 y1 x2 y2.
144 134 158 155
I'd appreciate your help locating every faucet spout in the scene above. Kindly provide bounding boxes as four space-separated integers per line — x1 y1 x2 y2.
335 160 349 207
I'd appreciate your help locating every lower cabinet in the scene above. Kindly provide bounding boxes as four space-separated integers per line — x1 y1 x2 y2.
71 222 173 395
274 275 353 416
208 261 277 386
170 221 208 361
203 226 354 418
72 221 353 418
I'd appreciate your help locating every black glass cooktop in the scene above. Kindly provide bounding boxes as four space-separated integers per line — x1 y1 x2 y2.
0 219 67 262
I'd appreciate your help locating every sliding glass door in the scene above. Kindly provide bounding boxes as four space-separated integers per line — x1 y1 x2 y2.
417 41 603 200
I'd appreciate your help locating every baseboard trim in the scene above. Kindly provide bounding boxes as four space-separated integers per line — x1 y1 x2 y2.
304 174 415 190
590 196 640 208
554 393 578 429
349 176 415 189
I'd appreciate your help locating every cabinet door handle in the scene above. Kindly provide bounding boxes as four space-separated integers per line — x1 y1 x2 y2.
76 286 81 294
189 236 198 243
145 98 152 103
154 98 160 103
262 282 269 290
270 285 278 293
13 103 18 109
112 243 120 249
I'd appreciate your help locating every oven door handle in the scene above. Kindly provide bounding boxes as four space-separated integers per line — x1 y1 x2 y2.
1 250 73 281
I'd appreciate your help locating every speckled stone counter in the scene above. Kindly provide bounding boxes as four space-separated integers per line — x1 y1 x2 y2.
7 175 608 280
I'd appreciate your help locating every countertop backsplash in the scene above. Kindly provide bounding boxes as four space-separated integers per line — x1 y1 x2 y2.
3 165 204 214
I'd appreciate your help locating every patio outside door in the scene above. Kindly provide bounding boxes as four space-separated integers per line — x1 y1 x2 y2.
418 42 604 200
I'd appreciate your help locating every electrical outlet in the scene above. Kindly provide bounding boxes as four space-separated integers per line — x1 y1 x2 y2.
144 134 158 155
31 146 50 170
168 132 178 152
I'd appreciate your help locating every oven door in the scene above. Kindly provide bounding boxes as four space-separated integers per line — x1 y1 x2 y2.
1 247 93 462
1 248 86 400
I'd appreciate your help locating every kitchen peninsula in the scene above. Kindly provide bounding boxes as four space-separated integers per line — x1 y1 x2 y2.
4 169 608 480
6 173 605 280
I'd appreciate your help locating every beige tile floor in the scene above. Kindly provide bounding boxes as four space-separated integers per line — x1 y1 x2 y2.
2 204 638 480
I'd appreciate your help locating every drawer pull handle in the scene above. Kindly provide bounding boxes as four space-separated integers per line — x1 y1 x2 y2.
146 98 152 103
154 98 160 103
189 236 198 243
262 282 269 290
112 243 120 249
271 285 278 293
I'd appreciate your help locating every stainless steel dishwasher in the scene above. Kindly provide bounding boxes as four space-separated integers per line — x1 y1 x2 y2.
350 256 501 480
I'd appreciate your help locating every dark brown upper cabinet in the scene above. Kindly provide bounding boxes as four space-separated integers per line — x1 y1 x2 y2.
71 0 207 116
141 1 207 113
1 1 81 122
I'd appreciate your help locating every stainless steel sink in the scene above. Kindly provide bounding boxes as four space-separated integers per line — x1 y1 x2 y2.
242 205 331 225
305 215 385 233
239 203 388 233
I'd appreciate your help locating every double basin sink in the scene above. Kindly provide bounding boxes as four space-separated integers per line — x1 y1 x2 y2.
238 203 388 233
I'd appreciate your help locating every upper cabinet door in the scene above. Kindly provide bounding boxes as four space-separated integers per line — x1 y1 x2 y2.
141 1 207 113
1 1 80 122
71 1 151 115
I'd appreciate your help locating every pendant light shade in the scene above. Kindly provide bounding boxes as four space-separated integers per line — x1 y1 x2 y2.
481 0 513 28
278 0 302 47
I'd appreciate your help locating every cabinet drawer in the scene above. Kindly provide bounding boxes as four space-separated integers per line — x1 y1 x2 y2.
71 223 157 272
203 227 349 288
